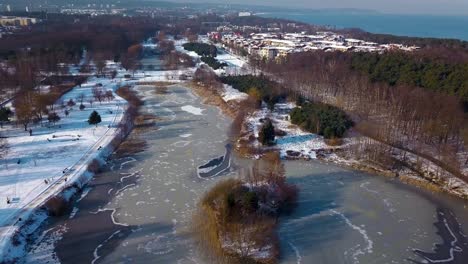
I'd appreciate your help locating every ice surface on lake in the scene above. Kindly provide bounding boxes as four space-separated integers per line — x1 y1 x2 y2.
180 105 204 115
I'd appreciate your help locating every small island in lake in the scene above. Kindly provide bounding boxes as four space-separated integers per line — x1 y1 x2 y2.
193 153 298 264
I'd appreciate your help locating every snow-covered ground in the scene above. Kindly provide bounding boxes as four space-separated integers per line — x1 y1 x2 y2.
243 102 341 159
194 37 468 199
216 51 246 69
181 105 205 116
174 37 251 77
0 76 128 257
0 38 206 259
213 46 251 76
133 69 196 83
176 37 334 160
221 84 249 103
174 39 200 62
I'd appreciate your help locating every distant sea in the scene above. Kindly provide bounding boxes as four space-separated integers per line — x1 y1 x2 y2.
259 11 468 41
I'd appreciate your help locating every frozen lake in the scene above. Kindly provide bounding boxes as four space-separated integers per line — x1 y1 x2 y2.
25 84 468 263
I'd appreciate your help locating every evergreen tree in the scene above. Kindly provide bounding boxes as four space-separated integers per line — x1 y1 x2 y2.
259 119 275 146
0 107 12 128
88 111 102 126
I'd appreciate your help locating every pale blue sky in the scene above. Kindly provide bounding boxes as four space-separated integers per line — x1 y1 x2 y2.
167 0 468 15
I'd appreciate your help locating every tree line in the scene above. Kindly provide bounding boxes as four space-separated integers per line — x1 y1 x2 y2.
350 51 468 106
252 50 467 179
182 42 218 57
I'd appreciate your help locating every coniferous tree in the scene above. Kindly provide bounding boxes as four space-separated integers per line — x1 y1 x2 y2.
88 111 102 126
259 119 275 146
0 107 12 128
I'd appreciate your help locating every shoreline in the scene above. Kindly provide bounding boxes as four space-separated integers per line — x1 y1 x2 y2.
0 85 138 262
49 84 155 264
184 79 468 202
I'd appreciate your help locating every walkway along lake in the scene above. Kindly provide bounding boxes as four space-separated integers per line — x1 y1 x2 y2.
25 83 468 263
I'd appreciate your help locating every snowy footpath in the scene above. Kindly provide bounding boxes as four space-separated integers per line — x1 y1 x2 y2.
0 77 128 259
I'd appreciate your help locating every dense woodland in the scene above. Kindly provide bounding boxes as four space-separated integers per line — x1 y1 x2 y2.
350 52 468 105
200 56 228 70
290 102 353 139
220 75 286 109
182 42 218 57
248 49 467 180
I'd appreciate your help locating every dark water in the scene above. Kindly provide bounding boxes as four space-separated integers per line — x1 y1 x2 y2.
260 12 468 41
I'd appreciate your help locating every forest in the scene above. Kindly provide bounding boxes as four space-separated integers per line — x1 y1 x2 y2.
182 42 218 57
0 15 176 135
350 52 468 105
182 42 229 69
220 75 286 109
200 56 228 70
290 102 353 139
250 48 467 181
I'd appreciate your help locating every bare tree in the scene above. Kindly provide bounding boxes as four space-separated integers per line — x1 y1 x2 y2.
105 90 114 101
92 87 104 104
15 102 33 131
0 137 8 161
78 93 85 105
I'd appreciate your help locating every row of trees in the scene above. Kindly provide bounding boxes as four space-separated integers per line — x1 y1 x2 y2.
0 15 163 133
0 15 161 101
11 87 111 131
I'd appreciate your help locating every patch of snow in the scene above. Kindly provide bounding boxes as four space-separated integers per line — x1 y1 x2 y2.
0 75 129 260
181 105 204 116
221 84 248 102
243 102 335 160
